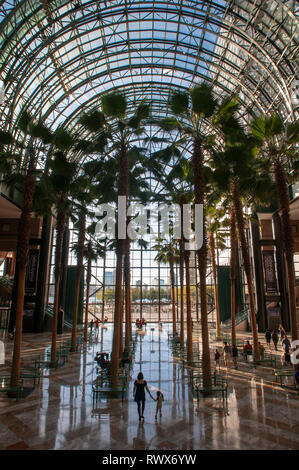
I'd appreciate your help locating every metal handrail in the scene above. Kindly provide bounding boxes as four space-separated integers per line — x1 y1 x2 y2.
45 305 83 330
220 308 249 330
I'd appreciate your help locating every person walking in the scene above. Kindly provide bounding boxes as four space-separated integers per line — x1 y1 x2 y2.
232 344 238 369
133 372 154 421
155 391 164 419
272 330 279 351
265 329 272 349
282 335 291 353
214 349 221 371
279 324 286 342
223 342 231 369
95 318 100 337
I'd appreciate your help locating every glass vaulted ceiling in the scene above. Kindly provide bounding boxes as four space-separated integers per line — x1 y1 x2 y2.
0 0 298 155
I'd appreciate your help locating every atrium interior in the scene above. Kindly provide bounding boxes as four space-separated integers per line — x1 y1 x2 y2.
0 0 298 451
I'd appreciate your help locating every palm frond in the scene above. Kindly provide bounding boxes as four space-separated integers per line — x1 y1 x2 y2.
102 92 127 118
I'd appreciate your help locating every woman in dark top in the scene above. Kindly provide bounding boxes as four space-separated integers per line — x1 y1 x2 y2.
133 372 154 421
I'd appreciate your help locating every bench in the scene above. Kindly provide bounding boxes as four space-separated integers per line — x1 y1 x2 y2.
253 354 276 368
45 350 67 367
182 359 202 369
274 370 295 387
190 370 218 388
20 366 41 387
92 377 127 403
194 375 228 401
35 359 59 370
0 375 24 400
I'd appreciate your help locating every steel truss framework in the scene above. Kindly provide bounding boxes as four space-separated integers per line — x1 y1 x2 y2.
0 0 297 155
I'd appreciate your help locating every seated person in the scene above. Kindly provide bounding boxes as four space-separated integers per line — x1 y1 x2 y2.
95 352 110 367
173 332 180 342
104 315 108 323
121 348 131 365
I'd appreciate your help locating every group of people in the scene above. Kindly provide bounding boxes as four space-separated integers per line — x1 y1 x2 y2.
214 343 239 370
214 339 266 369
89 316 109 335
133 372 164 421
265 324 292 366
94 351 110 368
94 348 132 368
135 318 147 329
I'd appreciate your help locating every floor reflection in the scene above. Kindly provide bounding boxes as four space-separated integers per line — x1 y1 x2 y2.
0 323 298 449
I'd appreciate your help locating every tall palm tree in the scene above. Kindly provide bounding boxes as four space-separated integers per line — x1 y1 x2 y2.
230 207 237 347
250 115 299 342
36 151 79 362
160 84 236 387
78 93 151 378
0 112 72 389
212 131 276 359
153 237 179 336
206 206 228 340
72 236 106 342
69 161 101 352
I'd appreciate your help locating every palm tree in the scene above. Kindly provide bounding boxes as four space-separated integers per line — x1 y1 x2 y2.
153 237 179 336
72 236 106 342
0 112 72 389
78 93 151 378
206 206 228 340
229 207 237 347
160 84 232 387
70 210 86 352
36 151 79 362
69 162 101 352
250 115 299 342
212 129 276 359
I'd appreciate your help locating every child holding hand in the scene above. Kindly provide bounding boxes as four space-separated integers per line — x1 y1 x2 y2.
155 391 164 419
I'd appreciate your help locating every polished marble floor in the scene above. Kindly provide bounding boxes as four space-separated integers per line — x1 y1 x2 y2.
0 324 298 450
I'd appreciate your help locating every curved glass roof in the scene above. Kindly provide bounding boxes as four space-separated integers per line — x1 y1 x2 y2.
0 0 298 144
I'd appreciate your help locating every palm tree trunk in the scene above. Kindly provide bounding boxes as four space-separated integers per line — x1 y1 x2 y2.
192 138 212 389
179 237 185 349
209 231 221 340
274 160 298 342
169 256 177 336
124 237 131 348
112 138 128 377
10 157 36 389
71 212 86 352
230 208 237 347
232 181 259 359
51 209 66 363
84 252 92 342
184 250 193 363
111 243 123 379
